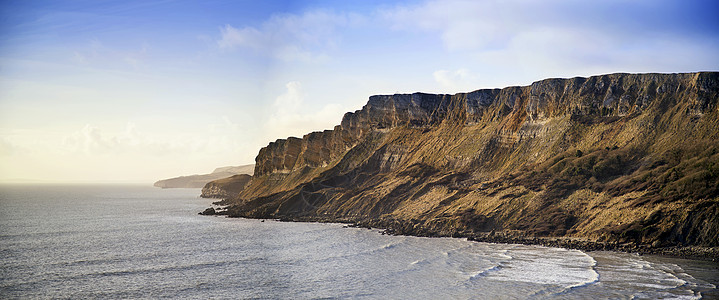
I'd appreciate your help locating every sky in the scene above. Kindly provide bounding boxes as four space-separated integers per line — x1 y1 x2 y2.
0 0 718 183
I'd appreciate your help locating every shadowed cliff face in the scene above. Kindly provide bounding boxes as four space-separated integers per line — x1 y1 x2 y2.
213 72 719 249
201 174 252 199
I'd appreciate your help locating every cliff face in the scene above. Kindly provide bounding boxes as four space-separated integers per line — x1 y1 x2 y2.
201 174 252 199
215 72 719 250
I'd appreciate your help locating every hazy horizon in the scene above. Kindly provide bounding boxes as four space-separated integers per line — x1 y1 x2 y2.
1 0 718 183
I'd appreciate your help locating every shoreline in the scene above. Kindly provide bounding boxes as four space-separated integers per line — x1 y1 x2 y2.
352 218 719 260
201 207 719 260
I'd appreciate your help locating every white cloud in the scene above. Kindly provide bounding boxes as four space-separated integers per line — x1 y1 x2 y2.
0 118 263 182
433 68 477 91
380 0 719 77
63 124 115 154
57 119 249 157
381 0 518 51
265 81 346 139
0 137 15 156
381 0 639 53
218 25 264 51
217 10 357 62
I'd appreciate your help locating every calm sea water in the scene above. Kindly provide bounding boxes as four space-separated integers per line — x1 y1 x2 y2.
0 185 717 299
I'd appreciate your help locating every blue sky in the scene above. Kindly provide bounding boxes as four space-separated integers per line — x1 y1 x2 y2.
1 0 717 183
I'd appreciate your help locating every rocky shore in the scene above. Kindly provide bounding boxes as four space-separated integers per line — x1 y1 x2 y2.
243 212 719 261
206 207 718 259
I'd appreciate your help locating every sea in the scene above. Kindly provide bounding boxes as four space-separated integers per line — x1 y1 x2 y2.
0 185 717 299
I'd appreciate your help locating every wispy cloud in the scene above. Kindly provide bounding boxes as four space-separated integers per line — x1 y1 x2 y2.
265 81 346 139
59 121 250 157
72 39 149 69
63 124 115 154
381 0 516 51
433 69 477 92
381 0 719 75
0 137 16 156
217 10 359 62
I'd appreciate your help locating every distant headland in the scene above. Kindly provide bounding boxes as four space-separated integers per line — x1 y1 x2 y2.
154 164 254 189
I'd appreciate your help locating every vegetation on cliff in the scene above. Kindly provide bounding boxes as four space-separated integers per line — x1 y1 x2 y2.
207 72 719 255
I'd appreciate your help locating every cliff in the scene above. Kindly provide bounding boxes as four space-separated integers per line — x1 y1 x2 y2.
210 72 719 255
201 174 253 199
153 164 254 188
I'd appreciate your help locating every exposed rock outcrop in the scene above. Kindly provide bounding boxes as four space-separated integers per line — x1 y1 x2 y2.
199 207 216 215
211 72 719 255
154 164 254 188
201 174 253 199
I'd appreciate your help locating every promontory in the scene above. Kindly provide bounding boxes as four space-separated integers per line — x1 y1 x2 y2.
203 72 719 257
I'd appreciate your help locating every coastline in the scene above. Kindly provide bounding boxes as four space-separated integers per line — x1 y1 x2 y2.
198 72 719 260
350 218 718 260
204 206 719 260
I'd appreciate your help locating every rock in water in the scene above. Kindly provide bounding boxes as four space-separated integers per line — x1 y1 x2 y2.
199 208 216 215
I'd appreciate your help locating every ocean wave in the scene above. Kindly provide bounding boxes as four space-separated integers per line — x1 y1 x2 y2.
582 252 712 299
410 259 429 266
381 242 398 250
468 264 504 281
551 254 600 296
307 236 410 264
77 260 241 279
